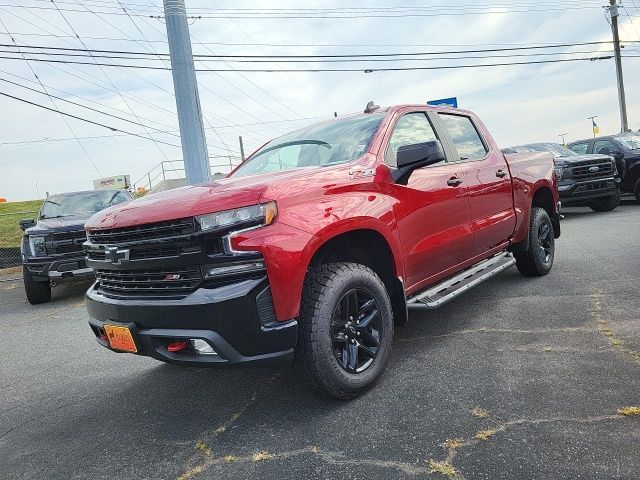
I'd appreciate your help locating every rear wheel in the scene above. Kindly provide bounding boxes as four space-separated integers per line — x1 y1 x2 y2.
588 189 620 212
634 179 640 204
514 207 555 277
295 263 393 400
23 266 51 304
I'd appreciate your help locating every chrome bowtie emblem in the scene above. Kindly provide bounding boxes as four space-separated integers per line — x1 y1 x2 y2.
104 246 130 265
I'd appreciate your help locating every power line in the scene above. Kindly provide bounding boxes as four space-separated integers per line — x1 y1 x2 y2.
0 17 103 177
0 89 184 147
1 40 627 58
0 2 607 18
0 53 616 72
0 47 618 63
50 0 175 169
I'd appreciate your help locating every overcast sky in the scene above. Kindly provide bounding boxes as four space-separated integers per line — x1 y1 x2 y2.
1 0 639 201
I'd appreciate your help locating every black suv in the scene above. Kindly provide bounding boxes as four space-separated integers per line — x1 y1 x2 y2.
503 143 619 212
568 133 640 203
20 189 132 304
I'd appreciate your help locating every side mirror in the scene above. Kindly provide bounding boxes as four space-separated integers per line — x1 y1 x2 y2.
611 151 623 160
392 140 446 184
19 218 36 231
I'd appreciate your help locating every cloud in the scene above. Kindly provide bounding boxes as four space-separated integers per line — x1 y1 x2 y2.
0 0 638 200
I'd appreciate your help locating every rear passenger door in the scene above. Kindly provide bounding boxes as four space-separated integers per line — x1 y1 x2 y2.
386 111 472 290
437 113 516 257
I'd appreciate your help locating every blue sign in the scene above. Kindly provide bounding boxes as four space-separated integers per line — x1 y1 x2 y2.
427 97 458 108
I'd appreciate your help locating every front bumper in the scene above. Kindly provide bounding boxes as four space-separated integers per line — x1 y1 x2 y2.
23 255 93 282
86 276 298 367
558 177 618 204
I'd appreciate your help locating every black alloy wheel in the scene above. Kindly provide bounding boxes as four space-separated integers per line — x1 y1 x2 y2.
330 288 382 373
538 222 554 265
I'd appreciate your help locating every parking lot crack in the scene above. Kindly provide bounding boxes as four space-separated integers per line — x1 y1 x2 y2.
591 289 640 365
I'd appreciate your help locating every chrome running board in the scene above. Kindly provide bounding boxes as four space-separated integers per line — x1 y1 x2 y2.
407 252 515 310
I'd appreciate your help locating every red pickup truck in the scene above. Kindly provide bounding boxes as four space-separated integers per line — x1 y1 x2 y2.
84 103 560 399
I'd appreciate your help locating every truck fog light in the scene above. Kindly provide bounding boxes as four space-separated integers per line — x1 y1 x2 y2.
190 339 218 355
203 261 265 278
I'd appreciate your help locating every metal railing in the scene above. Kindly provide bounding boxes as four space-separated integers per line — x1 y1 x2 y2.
133 157 242 193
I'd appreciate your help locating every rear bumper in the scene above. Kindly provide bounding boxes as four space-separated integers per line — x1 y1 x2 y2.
558 177 618 204
85 276 298 367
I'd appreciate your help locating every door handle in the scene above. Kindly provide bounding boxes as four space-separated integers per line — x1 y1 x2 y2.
496 169 508 178
447 177 463 187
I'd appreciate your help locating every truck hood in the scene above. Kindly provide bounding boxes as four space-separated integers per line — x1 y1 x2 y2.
86 166 333 229
554 153 612 165
26 216 88 235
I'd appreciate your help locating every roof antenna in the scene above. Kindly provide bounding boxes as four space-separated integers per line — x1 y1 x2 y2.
364 101 380 113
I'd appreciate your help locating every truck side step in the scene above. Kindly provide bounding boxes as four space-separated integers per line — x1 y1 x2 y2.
407 252 515 310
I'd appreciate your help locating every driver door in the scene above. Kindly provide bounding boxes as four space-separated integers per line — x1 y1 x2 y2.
386 111 472 291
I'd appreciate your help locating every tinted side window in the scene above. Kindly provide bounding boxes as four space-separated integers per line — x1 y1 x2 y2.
593 140 617 156
439 114 488 161
386 113 439 167
569 143 589 155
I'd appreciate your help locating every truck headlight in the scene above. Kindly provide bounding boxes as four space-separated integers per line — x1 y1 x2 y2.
196 202 277 232
554 166 564 180
29 236 47 256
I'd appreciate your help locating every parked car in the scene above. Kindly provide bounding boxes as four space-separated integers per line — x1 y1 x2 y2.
84 103 560 399
20 189 132 304
502 142 619 212
568 133 640 203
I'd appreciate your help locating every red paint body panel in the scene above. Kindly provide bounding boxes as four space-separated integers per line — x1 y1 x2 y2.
86 105 558 321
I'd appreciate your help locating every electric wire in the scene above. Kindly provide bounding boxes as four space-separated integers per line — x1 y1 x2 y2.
0 18 103 177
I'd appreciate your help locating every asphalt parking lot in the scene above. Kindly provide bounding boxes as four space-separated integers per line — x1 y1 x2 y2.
1 201 638 480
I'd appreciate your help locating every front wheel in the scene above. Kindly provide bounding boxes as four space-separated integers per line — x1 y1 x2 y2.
514 207 555 277
588 189 620 212
23 266 52 304
295 263 393 400
634 179 640 204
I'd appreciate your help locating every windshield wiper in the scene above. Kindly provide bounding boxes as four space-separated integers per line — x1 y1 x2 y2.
41 214 74 220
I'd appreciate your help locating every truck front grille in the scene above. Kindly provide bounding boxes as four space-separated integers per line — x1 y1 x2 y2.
87 218 195 245
46 230 86 255
570 159 614 179
95 267 202 299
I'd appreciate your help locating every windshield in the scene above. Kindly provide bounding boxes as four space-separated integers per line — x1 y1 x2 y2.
506 143 577 157
39 191 130 219
231 115 384 178
614 134 640 150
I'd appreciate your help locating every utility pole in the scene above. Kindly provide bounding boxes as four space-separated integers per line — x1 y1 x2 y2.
163 0 210 184
239 136 245 161
558 133 568 145
609 0 629 133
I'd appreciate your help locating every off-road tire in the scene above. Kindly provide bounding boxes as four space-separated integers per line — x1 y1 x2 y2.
514 207 555 277
23 265 51 304
295 262 393 400
634 179 640 204
588 189 620 212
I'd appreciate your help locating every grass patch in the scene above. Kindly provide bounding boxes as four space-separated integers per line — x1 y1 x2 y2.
617 407 640 417
223 455 238 463
441 438 464 450
0 200 41 248
251 451 274 462
470 407 488 418
427 459 457 477
474 429 497 441
195 441 210 453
